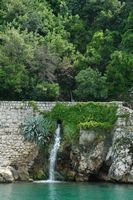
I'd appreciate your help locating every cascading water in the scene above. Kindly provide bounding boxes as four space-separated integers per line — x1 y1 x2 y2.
49 124 61 181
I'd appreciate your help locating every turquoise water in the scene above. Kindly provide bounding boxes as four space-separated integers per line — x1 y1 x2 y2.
0 182 133 200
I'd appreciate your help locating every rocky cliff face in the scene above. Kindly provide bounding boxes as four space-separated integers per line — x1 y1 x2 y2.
107 106 133 183
57 104 133 183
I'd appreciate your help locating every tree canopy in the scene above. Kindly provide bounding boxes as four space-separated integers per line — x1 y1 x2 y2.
0 0 132 101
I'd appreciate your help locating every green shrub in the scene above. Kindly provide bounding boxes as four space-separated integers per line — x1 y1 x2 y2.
79 121 112 131
33 82 59 101
74 67 108 101
21 115 55 147
49 102 117 143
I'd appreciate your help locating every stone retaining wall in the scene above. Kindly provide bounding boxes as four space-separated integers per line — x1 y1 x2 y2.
0 101 58 169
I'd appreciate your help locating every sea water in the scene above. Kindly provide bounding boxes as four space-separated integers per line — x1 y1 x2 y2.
0 182 133 200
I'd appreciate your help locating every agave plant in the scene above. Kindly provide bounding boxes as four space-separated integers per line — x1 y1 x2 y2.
21 115 54 147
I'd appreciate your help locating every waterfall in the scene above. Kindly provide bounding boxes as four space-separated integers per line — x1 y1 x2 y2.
49 124 61 181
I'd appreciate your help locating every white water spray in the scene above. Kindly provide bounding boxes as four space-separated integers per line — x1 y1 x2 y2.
49 124 61 181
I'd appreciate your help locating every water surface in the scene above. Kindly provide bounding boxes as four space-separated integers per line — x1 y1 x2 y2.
0 182 133 200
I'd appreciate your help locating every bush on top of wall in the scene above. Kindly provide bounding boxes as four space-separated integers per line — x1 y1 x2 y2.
48 102 118 144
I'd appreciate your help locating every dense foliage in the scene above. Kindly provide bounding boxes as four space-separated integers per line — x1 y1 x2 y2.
0 0 132 101
48 102 117 143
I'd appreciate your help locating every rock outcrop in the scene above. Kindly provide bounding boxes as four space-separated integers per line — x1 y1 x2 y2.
57 103 133 183
0 167 14 183
107 106 133 183
0 165 33 183
70 130 110 182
